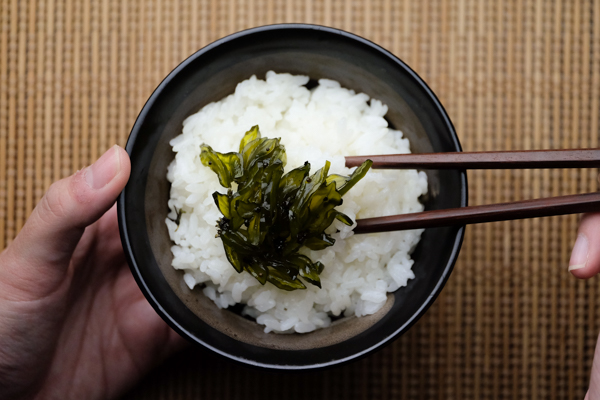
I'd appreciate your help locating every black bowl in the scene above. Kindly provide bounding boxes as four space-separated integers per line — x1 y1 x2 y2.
118 24 467 370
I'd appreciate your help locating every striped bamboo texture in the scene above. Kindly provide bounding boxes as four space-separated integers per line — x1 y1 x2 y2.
0 1 599 399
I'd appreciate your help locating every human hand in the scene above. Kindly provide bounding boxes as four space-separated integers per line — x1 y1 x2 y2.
569 213 600 400
0 146 185 400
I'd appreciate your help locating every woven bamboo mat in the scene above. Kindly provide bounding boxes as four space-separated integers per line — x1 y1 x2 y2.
1 0 599 399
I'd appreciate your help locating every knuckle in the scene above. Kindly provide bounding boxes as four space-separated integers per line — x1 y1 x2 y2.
38 181 70 224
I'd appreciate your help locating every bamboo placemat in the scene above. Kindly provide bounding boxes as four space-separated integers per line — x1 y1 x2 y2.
1 1 599 399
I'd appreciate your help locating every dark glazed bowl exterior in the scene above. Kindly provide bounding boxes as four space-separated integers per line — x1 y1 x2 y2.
118 24 467 370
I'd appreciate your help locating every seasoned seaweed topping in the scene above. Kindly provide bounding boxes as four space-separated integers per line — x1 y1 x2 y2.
200 125 372 291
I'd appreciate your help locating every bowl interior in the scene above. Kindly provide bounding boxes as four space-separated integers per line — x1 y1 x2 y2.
119 24 466 369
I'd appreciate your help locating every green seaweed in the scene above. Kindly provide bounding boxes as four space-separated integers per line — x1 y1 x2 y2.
172 207 186 232
200 125 372 291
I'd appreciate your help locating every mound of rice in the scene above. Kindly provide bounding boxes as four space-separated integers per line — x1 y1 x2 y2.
166 71 428 334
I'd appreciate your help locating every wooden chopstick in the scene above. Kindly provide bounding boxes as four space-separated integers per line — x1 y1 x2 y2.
345 149 600 169
348 149 600 234
353 192 600 234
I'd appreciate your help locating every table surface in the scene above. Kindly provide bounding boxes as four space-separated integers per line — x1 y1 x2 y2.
1 1 598 399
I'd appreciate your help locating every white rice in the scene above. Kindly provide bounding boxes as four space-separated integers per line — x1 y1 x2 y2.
166 71 428 334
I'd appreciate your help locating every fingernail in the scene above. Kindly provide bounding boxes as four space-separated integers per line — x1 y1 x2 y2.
569 233 589 271
85 145 121 189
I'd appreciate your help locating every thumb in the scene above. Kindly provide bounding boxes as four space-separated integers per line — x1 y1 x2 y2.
0 145 131 300
569 212 600 279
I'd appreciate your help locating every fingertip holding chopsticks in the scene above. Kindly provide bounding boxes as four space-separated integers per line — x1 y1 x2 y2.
347 149 600 234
